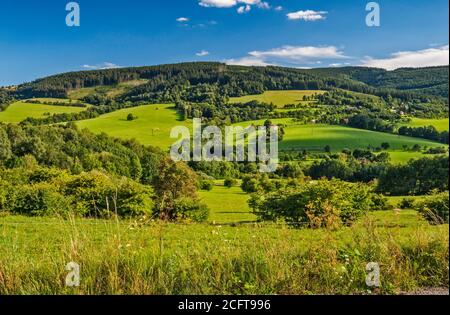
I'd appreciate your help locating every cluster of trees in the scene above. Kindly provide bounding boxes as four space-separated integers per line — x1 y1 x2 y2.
248 178 376 229
0 123 211 221
377 156 449 196
398 125 449 144
177 100 276 124
0 88 14 112
23 99 87 108
0 123 162 182
0 167 153 218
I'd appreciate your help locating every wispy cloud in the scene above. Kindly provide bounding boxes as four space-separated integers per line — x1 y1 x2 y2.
176 17 190 22
199 0 270 14
360 45 449 70
82 62 121 70
196 50 210 57
226 45 347 67
287 10 328 21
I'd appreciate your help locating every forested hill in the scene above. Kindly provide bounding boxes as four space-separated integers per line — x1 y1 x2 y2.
9 62 450 102
308 66 449 98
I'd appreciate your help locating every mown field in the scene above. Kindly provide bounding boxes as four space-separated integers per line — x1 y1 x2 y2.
229 90 325 107
235 119 446 163
0 101 87 123
0 209 447 295
401 118 449 132
76 104 191 149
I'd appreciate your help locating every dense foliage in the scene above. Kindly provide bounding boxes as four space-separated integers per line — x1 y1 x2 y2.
0 167 153 218
415 191 449 225
249 179 374 228
377 156 449 196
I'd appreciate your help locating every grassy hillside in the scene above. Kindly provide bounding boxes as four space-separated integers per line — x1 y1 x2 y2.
68 79 149 100
229 90 325 107
76 104 191 149
0 101 87 123
401 118 449 132
279 124 444 152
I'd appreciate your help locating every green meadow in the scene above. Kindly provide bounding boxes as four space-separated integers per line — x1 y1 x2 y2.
199 182 255 224
229 90 325 107
401 118 449 132
68 80 149 100
76 104 191 149
0 101 87 123
279 124 444 152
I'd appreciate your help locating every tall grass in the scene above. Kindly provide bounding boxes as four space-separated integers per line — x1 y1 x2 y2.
0 211 448 295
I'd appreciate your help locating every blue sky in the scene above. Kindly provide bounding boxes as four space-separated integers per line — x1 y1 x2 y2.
0 0 448 86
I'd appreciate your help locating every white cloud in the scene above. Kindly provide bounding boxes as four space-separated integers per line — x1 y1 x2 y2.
287 10 327 21
82 62 121 70
237 5 251 14
199 0 236 8
226 45 347 67
176 17 190 22
196 50 210 57
361 45 449 70
249 45 347 62
225 56 272 67
199 0 270 12
274 6 283 11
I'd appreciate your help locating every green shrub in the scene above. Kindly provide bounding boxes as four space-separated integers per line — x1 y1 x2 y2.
224 178 238 188
415 192 449 225
7 183 72 216
370 194 391 211
249 179 372 229
172 198 209 222
199 180 214 191
398 197 415 209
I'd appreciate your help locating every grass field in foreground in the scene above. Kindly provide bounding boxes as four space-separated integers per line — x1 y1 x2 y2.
76 104 191 149
229 90 325 107
401 118 449 132
0 101 87 123
0 211 447 295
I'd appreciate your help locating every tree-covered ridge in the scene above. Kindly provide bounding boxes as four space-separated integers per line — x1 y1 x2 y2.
308 66 449 98
13 63 449 103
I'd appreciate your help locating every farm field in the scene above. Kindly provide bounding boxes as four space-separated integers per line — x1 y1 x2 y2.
68 79 149 100
279 124 446 162
0 101 87 123
401 118 449 132
229 90 325 107
0 211 447 295
235 119 446 163
76 104 191 149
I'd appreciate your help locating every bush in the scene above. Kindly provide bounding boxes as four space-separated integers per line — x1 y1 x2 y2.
250 179 372 229
199 180 214 191
0 168 153 218
398 197 415 209
415 192 449 225
172 198 209 222
224 178 238 188
241 176 259 193
371 194 391 211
